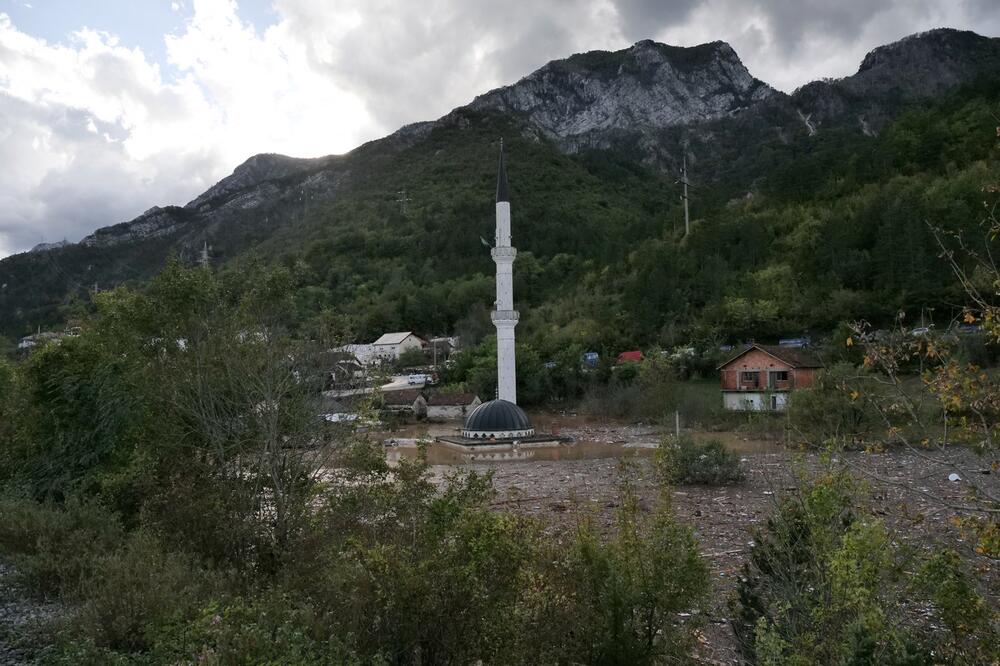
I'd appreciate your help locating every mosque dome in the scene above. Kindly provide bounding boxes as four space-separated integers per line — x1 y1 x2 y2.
462 399 534 439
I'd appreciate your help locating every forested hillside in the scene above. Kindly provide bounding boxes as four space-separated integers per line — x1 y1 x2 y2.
1 31 998 363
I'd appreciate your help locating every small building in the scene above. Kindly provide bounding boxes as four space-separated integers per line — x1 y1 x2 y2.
372 332 426 361
426 392 481 420
381 388 427 418
330 343 377 366
428 336 457 362
616 350 643 364
718 344 822 411
17 330 70 351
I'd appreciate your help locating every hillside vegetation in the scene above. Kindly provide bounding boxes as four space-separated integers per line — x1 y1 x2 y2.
5 82 998 349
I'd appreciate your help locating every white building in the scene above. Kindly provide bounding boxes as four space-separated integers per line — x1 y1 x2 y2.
492 140 519 404
372 332 426 361
331 343 377 366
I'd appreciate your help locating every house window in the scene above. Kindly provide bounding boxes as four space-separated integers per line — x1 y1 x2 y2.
772 371 789 381
740 371 759 387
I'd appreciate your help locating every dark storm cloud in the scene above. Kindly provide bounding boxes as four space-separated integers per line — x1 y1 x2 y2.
611 0 701 42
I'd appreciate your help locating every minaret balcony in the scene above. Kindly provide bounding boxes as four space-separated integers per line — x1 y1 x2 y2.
491 310 520 324
491 246 517 261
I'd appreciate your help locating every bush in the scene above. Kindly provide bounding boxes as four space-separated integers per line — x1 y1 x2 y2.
0 497 122 597
786 362 873 447
657 435 745 485
543 480 710 664
732 469 998 665
72 532 206 653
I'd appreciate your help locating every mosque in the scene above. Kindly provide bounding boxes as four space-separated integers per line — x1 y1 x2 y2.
437 141 567 450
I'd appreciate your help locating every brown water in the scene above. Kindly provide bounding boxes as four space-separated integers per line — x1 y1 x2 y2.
376 411 782 466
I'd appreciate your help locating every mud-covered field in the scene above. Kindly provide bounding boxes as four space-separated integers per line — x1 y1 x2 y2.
447 445 998 665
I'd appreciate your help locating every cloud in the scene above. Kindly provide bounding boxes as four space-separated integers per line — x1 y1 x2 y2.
0 2 376 256
1 0 999 257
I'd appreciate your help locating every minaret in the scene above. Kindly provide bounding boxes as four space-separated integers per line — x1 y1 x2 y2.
491 140 518 403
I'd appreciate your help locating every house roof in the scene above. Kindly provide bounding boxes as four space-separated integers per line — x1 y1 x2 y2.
717 344 823 370
427 392 479 406
373 331 422 346
382 389 425 405
617 350 643 363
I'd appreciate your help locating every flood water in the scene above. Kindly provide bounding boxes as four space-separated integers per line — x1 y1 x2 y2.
376 411 782 466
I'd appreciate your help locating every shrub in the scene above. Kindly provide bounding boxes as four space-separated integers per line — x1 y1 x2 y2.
657 435 745 485
786 362 873 447
524 466 711 665
72 532 206 653
732 469 998 665
0 497 122 597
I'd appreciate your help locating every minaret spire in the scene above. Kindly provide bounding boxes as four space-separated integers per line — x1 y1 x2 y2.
491 138 518 403
496 138 509 203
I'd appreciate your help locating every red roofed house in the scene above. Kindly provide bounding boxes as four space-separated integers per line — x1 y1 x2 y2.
718 344 822 411
616 350 643 364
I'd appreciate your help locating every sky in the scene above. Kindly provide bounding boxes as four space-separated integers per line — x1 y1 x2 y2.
0 0 998 258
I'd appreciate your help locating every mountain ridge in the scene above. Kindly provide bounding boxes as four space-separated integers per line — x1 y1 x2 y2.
3 27 999 340
37 27 1000 255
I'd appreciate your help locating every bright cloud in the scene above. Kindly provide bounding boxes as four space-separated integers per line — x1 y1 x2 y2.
0 0 998 257
0 0 376 256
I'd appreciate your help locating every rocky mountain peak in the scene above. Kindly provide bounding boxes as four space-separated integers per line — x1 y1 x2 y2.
186 152 335 211
852 28 1000 96
468 38 775 141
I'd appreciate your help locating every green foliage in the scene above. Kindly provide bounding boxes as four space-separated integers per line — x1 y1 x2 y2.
395 346 427 368
732 468 998 665
535 469 711 665
0 497 123 597
0 265 714 663
786 363 874 447
4 82 1000 367
657 435 745 485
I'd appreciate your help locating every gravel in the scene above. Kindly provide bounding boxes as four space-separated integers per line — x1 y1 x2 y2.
0 561 64 664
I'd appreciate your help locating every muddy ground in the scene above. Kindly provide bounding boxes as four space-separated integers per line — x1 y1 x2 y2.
444 442 998 665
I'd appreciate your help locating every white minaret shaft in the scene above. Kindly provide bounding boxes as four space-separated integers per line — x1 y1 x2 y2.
491 140 518 404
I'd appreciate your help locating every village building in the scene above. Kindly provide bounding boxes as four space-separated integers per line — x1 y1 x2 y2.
330 343 377 366
372 332 426 361
17 330 74 351
718 344 822 411
381 388 427 418
426 392 481 420
616 350 642 364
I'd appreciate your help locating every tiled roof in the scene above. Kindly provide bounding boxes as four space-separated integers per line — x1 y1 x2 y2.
381 389 424 405
426 392 478 406
718 344 823 369
373 331 416 345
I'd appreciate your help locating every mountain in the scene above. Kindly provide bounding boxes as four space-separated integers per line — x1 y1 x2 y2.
1 28 999 346
469 40 776 141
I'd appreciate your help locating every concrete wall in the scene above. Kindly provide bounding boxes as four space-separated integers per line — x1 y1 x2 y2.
723 390 790 412
428 404 464 419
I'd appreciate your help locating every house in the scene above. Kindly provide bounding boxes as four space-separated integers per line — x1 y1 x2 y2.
616 350 643 364
718 344 822 411
426 392 481 420
381 389 427 418
428 337 458 365
330 343 377 366
17 330 71 351
372 332 426 361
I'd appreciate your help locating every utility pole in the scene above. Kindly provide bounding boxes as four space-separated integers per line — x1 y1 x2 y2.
396 189 411 215
680 152 690 237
